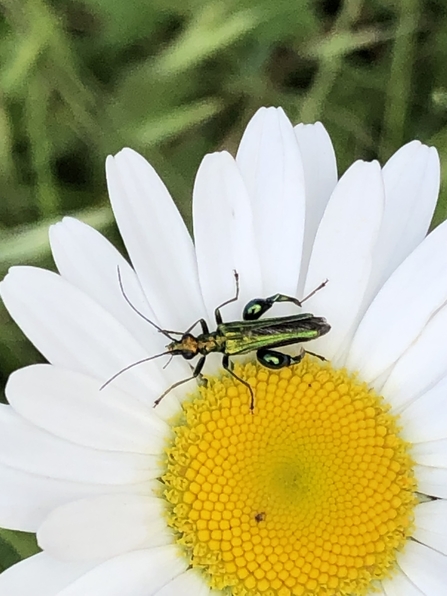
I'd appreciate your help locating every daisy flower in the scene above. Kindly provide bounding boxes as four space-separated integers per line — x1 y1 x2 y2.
0 107 446 596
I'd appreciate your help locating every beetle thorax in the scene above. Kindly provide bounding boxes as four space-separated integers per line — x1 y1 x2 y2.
167 333 200 359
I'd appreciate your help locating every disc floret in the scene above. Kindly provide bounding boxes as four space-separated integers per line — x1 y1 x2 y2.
162 359 417 596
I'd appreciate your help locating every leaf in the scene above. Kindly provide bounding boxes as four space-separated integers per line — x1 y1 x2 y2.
0 529 40 572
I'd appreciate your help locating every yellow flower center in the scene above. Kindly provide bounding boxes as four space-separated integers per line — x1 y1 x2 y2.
162 358 417 596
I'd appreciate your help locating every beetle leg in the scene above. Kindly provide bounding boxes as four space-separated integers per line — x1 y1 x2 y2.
300 279 329 304
263 280 329 313
242 294 300 321
214 271 240 325
257 347 300 369
183 318 209 335
289 349 306 365
222 354 255 412
267 293 303 309
304 349 327 362
257 347 326 370
153 356 206 407
151 316 210 337
243 281 329 321
187 361 208 386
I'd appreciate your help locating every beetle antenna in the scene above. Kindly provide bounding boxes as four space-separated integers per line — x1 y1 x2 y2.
116 266 177 340
100 350 171 390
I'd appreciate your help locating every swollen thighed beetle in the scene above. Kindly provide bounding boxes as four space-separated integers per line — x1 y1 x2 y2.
101 271 330 411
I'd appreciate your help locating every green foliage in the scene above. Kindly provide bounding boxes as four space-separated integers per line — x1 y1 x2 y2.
1 0 446 241
0 0 446 569
0 529 40 571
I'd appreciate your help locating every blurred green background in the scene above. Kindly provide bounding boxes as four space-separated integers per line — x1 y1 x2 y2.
1 0 447 568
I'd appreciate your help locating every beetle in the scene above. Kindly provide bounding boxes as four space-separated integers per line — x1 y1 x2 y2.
101 269 330 411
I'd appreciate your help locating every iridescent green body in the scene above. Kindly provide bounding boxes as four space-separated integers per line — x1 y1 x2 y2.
217 313 329 355
170 313 330 358
163 279 330 410
106 269 330 411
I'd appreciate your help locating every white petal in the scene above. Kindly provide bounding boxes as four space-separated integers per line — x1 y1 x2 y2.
346 219 447 382
6 365 168 454
0 405 160 484
382 303 447 410
0 266 174 406
49 217 166 354
303 160 384 360
193 151 263 320
412 440 447 468
415 465 447 499
106 148 205 329
154 568 210 596
399 376 447 443
381 568 424 596
0 553 95 596
368 142 440 294
38 495 172 560
236 107 306 295
413 499 447 555
397 539 447 595
294 121 337 290
56 546 188 596
0 462 152 532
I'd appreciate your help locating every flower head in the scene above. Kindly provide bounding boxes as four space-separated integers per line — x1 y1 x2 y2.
0 107 446 596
